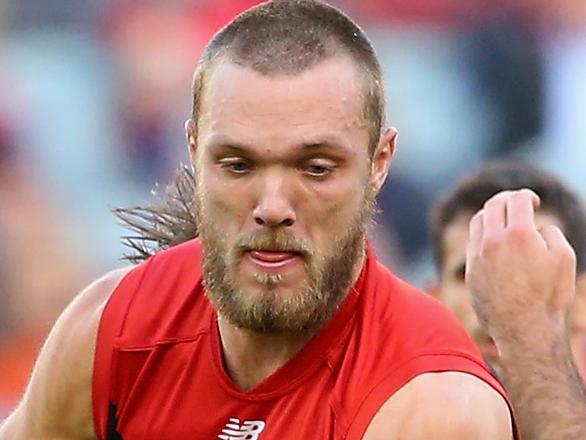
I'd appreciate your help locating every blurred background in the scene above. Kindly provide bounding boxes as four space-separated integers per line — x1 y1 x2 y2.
1 0 585 418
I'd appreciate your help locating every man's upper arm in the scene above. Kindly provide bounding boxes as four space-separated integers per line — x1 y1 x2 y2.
363 372 514 440
0 267 130 440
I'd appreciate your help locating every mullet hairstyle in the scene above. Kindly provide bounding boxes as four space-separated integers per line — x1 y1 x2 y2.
113 165 198 264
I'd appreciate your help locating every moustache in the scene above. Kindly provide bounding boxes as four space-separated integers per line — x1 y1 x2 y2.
233 231 314 259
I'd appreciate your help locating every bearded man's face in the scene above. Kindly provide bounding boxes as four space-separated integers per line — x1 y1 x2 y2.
188 56 393 332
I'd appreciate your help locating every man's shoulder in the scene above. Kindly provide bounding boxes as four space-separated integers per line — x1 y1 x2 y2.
362 372 513 440
66 266 133 321
342 260 515 439
112 237 204 313
52 266 132 355
0 267 133 439
338 261 499 427
100 239 209 347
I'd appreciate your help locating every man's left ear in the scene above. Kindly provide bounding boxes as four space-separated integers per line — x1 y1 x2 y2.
186 119 198 168
370 127 397 195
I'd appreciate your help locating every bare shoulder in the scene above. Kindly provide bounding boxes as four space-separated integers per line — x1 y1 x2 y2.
51 266 130 324
363 372 513 440
0 267 132 440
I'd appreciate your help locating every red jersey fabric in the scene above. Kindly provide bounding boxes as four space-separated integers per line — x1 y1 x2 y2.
93 239 515 439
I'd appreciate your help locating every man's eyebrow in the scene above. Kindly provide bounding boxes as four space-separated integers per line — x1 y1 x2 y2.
207 134 353 156
214 143 251 154
208 139 257 157
300 139 351 153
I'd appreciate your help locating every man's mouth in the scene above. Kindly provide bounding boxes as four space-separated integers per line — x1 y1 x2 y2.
247 250 303 269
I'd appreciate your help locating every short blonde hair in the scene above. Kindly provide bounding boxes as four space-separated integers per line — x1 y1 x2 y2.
191 0 385 156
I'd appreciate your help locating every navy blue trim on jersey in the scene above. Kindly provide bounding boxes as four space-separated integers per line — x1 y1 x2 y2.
107 402 123 440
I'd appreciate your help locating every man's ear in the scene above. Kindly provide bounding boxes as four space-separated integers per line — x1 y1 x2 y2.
185 119 197 167
426 278 442 299
370 127 397 195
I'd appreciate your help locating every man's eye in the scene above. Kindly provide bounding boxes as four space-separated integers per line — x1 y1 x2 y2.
220 160 250 174
305 163 334 177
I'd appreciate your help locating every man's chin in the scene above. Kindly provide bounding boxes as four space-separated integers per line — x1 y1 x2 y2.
219 293 322 334
237 277 308 301
239 252 308 284
235 262 310 296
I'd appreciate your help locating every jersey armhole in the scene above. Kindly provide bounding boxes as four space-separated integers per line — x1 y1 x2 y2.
343 352 520 440
91 263 151 439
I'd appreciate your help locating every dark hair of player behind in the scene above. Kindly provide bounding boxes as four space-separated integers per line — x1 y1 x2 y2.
431 160 586 274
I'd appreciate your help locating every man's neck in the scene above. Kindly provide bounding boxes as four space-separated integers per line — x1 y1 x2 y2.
217 320 317 390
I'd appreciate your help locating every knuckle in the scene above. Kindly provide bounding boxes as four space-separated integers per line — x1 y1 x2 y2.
508 189 534 209
482 232 503 254
561 244 577 264
509 190 526 204
541 224 558 236
495 189 514 199
517 188 537 199
548 232 576 261
507 224 532 242
512 187 528 196
484 192 509 209
471 210 484 222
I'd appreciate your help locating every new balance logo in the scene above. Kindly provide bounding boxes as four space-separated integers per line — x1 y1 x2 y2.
218 418 266 440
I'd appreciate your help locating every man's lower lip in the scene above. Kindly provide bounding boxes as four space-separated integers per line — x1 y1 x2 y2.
246 251 302 269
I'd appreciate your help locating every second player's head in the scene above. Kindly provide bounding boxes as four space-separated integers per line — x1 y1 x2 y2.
186 0 397 333
430 160 586 368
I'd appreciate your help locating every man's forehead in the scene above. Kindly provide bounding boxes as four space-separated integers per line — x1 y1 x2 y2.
199 56 368 120
195 56 371 152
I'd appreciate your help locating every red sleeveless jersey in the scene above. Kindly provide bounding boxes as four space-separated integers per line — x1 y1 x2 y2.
93 239 514 439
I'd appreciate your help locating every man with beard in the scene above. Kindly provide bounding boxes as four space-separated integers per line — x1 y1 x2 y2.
0 1 515 439
430 161 586 376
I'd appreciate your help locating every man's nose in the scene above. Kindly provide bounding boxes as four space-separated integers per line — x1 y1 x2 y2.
252 173 296 228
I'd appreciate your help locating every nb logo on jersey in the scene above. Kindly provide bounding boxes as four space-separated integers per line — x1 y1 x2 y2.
218 418 266 440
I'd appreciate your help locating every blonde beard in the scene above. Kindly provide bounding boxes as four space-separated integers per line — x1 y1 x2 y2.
195 187 376 333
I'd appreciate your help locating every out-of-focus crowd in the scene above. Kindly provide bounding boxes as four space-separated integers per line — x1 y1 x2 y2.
0 0 585 419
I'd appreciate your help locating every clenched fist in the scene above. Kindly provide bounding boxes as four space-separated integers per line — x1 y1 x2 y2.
465 189 577 354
